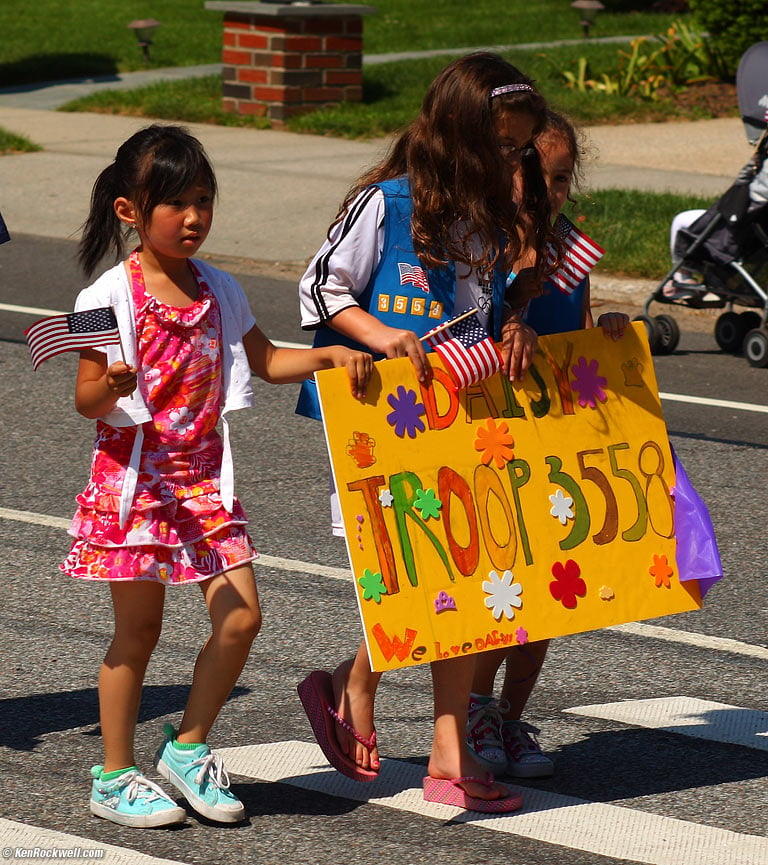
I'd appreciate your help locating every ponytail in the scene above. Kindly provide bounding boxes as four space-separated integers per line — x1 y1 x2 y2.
78 163 131 278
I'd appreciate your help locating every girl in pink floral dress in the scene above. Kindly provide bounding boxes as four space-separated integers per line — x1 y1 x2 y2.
63 124 372 829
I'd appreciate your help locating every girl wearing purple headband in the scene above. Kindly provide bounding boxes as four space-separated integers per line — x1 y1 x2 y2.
296 52 556 813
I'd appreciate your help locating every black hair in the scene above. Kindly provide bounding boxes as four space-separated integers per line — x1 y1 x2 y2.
78 124 217 277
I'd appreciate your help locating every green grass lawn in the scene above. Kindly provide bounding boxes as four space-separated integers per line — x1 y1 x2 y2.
571 189 711 279
0 127 41 154
0 1 718 278
0 0 679 84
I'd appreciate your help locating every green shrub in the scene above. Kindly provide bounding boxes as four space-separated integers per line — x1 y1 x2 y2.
690 0 768 77
552 19 728 102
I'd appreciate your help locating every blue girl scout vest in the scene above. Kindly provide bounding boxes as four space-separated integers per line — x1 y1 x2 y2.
296 176 507 419
522 275 587 336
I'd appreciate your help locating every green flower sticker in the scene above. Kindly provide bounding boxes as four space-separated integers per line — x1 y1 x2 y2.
358 568 387 603
414 488 442 520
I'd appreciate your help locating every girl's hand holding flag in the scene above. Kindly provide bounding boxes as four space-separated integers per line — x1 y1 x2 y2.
24 306 123 370
423 308 502 389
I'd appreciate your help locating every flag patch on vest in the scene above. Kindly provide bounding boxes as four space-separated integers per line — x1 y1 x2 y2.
398 262 429 292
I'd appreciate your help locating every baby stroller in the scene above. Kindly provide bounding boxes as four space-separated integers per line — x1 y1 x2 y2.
636 41 768 368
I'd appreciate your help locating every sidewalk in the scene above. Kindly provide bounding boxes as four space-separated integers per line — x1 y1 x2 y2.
0 61 753 296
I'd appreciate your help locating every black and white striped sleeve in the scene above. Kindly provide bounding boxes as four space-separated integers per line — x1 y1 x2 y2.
299 187 386 329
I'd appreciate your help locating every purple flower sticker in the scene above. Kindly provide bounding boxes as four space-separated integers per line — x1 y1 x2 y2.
571 356 608 409
386 385 426 438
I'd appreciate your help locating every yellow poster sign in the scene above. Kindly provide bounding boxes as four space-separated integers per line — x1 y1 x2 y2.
316 323 701 672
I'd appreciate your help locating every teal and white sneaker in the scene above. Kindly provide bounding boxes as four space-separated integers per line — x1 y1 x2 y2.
154 724 245 823
89 765 186 828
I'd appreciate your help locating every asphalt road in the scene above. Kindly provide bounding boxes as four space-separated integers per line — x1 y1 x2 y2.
0 235 766 865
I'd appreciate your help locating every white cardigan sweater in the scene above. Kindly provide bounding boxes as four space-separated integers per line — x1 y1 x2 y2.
75 259 256 525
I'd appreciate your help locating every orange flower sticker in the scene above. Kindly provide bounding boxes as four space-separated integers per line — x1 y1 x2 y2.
650 553 674 588
474 418 514 468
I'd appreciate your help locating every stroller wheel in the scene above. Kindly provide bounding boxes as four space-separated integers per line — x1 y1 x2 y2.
739 311 762 332
632 315 662 354
714 312 747 353
653 314 680 354
743 328 768 368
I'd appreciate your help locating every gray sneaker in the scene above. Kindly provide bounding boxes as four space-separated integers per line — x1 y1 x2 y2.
501 720 554 779
466 696 508 775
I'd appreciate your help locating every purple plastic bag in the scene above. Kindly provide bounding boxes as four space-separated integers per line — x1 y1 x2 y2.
672 449 723 598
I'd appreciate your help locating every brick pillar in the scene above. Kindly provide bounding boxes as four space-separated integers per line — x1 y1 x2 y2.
204 1 376 123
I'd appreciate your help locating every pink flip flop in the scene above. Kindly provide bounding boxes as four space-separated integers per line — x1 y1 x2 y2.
422 773 523 813
297 670 379 783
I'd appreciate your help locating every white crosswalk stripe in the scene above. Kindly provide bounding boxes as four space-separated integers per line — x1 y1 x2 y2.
0 817 185 864
1 505 766 863
565 696 768 751
217 739 768 865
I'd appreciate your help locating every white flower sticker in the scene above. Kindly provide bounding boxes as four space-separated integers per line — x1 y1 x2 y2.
169 406 195 434
549 488 574 525
378 488 394 508
482 569 523 621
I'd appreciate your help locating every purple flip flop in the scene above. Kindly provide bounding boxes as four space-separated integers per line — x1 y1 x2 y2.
297 670 378 783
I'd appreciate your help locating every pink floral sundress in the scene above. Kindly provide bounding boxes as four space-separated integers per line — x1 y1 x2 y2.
61 253 257 585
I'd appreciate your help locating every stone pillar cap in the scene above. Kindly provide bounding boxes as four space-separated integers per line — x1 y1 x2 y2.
205 1 376 16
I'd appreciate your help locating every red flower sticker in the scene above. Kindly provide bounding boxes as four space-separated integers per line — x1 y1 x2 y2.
550 559 587 609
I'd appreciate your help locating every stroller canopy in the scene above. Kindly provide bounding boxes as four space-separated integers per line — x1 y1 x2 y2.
738 41 768 145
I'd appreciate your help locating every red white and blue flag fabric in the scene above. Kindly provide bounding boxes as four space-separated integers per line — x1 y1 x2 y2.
545 214 604 295
424 308 502 390
25 306 121 370
398 262 429 292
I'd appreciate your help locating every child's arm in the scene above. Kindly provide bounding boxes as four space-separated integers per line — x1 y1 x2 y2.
75 349 137 419
244 324 372 399
326 306 430 384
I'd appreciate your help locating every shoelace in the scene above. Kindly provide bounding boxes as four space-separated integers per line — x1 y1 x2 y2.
113 771 174 804
504 720 543 755
188 751 232 790
467 698 510 746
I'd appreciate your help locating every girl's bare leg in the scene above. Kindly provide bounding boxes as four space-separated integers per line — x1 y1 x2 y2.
99 581 165 772
427 656 511 801
331 641 381 771
499 641 550 720
471 647 509 696
176 565 261 744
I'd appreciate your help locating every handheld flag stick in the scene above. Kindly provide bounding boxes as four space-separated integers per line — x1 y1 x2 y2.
419 307 479 342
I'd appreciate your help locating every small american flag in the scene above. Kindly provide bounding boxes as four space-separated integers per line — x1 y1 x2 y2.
424 308 501 390
545 214 604 295
398 261 429 292
0 211 9 245
25 306 121 371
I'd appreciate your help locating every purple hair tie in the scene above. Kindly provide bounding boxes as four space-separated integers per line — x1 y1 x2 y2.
490 83 534 98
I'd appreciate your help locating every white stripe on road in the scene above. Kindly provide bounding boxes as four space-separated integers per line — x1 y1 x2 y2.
0 302 66 317
609 621 768 660
0 817 186 865
564 696 768 750
4 505 768 661
5 301 768 415
659 391 768 414
1 303 306 350
0 506 354 580
219 740 768 865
